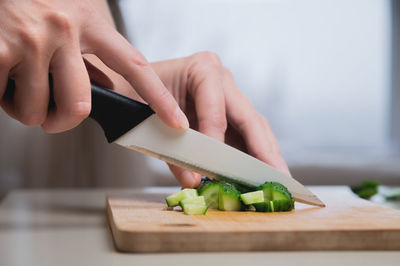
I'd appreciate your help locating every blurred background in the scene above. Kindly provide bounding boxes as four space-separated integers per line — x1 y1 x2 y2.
0 0 399 199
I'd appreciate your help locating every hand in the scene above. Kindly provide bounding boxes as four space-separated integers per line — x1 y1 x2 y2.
151 52 291 188
0 0 188 132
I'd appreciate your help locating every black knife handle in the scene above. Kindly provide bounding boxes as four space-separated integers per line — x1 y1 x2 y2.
5 78 154 143
89 83 154 142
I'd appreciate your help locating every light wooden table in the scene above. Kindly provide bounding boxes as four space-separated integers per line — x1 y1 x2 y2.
0 187 399 266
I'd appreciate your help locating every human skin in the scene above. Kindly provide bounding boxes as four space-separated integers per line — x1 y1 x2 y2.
0 0 188 132
0 0 290 188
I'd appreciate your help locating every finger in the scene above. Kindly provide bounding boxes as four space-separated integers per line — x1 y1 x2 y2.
0 46 11 100
83 55 143 101
222 68 291 175
42 46 91 133
82 25 188 130
11 56 49 126
188 52 227 142
0 44 20 118
259 115 291 175
167 163 202 188
0 71 14 118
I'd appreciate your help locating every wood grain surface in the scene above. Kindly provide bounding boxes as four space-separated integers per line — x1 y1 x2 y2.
107 187 400 252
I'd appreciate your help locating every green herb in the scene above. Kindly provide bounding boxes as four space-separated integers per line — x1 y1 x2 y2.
351 180 380 199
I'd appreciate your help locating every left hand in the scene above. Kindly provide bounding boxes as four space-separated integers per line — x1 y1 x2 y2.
150 52 291 188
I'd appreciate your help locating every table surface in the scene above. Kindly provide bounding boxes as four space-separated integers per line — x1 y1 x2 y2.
1 187 399 266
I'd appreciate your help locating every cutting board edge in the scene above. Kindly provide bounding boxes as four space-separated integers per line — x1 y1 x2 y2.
106 200 400 252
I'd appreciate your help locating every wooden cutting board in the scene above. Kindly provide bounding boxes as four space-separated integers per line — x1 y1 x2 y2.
106 186 400 252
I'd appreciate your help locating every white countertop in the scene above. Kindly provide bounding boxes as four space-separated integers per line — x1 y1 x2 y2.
0 187 399 266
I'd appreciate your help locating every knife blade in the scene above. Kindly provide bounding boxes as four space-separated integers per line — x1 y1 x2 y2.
6 79 325 207
116 114 325 207
88 83 324 207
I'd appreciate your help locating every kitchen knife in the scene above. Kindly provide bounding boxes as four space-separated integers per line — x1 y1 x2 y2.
6 80 325 207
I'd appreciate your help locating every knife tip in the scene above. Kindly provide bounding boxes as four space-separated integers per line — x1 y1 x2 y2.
293 195 326 207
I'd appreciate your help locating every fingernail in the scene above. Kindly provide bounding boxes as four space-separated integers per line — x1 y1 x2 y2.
175 106 189 130
182 171 196 188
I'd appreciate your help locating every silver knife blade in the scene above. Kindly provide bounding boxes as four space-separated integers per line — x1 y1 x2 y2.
116 114 325 207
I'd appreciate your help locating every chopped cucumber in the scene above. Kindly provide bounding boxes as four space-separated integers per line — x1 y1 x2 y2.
198 181 242 211
167 179 295 215
253 182 294 212
198 182 221 209
218 183 242 211
257 182 292 201
257 182 273 201
182 204 208 215
272 199 295 212
253 201 273 212
165 189 198 207
253 199 294 212
179 196 206 208
240 190 264 205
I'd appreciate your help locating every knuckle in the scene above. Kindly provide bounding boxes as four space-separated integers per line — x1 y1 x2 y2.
222 66 234 78
17 109 46 126
154 88 172 106
236 116 251 133
193 51 222 69
119 50 149 78
128 49 149 68
18 27 44 53
200 113 227 132
214 114 228 131
0 46 11 66
67 101 91 120
46 11 74 38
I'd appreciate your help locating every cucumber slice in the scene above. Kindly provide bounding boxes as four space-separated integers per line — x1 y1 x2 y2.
257 182 292 201
273 199 295 212
254 200 294 212
253 182 294 212
253 202 273 212
198 182 221 209
179 196 206 208
271 182 292 200
219 184 242 211
182 204 208 215
165 189 198 207
240 191 264 205
257 182 273 201
196 178 215 192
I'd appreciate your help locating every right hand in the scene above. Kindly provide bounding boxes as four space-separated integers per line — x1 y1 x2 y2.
0 0 188 132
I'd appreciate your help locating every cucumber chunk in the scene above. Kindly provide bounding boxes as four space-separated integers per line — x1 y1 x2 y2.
198 181 242 211
257 182 292 201
253 202 273 212
165 189 198 207
253 182 294 212
257 182 273 201
179 196 206 208
271 199 295 212
240 190 264 205
182 204 208 215
253 199 294 212
198 182 221 209
218 184 242 211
